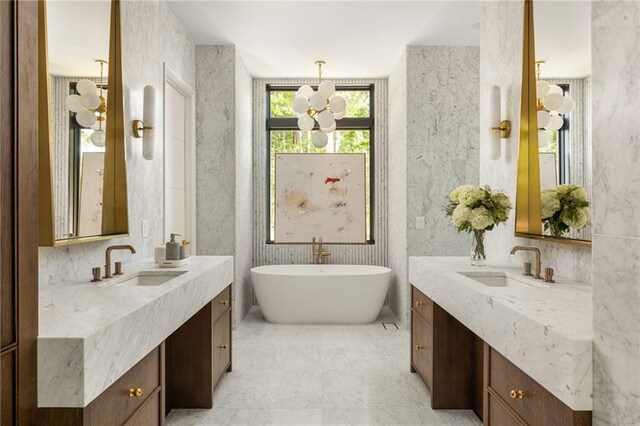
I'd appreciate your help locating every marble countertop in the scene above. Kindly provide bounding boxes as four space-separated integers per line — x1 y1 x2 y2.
38 256 234 408
409 256 593 411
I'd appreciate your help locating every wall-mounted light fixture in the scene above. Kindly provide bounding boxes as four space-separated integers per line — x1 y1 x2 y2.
488 85 512 160
132 85 156 160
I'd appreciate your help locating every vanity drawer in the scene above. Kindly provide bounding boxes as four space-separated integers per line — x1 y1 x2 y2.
212 285 231 323
88 346 161 425
212 309 231 388
412 286 433 325
487 391 526 426
487 347 589 426
411 310 433 390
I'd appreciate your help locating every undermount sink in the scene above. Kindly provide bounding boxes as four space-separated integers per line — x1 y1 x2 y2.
459 272 544 288
116 271 186 287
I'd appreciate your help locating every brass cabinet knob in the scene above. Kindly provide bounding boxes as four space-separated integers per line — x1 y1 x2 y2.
415 301 425 307
220 300 229 306
415 344 423 350
128 388 143 398
220 344 229 350
509 390 525 399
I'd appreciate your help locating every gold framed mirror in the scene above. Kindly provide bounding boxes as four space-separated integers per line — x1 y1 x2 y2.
38 0 128 247
515 0 592 247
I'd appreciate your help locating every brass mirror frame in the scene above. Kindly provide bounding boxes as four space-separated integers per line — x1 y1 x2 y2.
514 0 591 248
38 0 129 247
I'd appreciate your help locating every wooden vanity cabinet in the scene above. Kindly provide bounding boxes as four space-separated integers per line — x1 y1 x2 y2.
40 344 164 426
165 284 232 412
483 345 591 426
410 286 482 413
39 285 233 425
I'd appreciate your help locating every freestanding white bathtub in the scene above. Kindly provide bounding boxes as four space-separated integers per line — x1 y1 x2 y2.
251 264 391 324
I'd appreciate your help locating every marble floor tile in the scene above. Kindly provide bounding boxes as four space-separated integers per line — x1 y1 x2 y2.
167 306 480 426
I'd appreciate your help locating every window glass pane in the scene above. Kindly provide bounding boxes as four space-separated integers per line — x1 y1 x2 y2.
269 91 296 118
269 89 371 118
269 130 371 241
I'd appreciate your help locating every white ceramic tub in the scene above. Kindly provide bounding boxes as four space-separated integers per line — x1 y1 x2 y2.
251 264 392 324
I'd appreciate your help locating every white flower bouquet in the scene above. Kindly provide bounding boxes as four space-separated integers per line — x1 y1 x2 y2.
541 184 590 237
445 185 512 266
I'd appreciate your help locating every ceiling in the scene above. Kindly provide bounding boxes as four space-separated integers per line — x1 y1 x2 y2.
167 1 483 78
47 0 111 77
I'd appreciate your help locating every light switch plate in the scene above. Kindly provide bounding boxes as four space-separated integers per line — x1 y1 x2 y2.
141 220 149 238
416 216 425 230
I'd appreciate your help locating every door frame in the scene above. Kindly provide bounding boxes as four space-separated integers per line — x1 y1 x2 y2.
163 64 196 253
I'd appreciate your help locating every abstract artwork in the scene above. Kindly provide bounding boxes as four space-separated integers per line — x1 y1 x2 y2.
275 153 366 243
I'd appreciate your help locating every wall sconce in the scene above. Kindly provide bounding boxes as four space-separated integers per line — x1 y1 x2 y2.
488 85 512 161
132 85 156 160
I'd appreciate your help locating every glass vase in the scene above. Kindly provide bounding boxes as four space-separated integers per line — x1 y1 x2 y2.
470 230 486 267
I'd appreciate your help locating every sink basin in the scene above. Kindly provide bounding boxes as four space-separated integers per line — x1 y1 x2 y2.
459 272 543 288
116 271 186 287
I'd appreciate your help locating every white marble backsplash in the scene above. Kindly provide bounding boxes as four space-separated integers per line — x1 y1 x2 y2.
388 46 480 327
39 0 196 286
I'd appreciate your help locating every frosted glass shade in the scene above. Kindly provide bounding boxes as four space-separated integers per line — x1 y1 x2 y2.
76 110 97 128
298 114 314 132
318 80 336 98
317 110 335 129
536 80 550 98
312 131 328 148
297 85 314 99
556 97 575 114
542 93 564 111
333 110 346 120
329 95 347 115
309 92 327 111
142 85 156 160
548 84 563 95
292 96 310 115
66 95 84 113
90 130 106 147
81 93 101 110
76 79 97 95
537 110 551 128
321 123 336 133
545 114 564 131
488 85 501 160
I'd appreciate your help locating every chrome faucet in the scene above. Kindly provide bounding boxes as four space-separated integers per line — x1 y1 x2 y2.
104 245 136 278
510 245 542 279
312 237 331 264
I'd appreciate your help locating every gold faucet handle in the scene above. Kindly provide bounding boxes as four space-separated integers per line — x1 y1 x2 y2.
544 267 555 283
91 267 102 283
114 261 123 275
523 262 532 277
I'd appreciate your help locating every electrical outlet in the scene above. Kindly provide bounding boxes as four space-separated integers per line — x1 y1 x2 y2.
141 220 149 238
416 216 426 230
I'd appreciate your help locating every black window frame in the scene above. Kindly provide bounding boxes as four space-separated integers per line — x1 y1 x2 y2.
265 83 375 244
557 83 570 184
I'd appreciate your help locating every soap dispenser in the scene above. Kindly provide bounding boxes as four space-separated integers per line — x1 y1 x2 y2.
165 233 181 261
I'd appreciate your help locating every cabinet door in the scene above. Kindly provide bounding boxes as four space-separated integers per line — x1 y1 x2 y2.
487 392 526 426
212 309 231 389
124 392 160 426
411 310 433 390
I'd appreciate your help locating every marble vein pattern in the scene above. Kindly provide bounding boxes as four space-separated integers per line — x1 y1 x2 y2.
167 307 480 426
38 256 233 408
409 256 593 411
39 0 196 287
478 0 592 284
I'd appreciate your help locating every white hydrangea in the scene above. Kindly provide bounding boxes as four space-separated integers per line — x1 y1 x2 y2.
541 188 561 219
470 206 494 230
564 207 590 229
450 185 475 202
451 204 472 228
572 186 589 203
458 186 485 207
